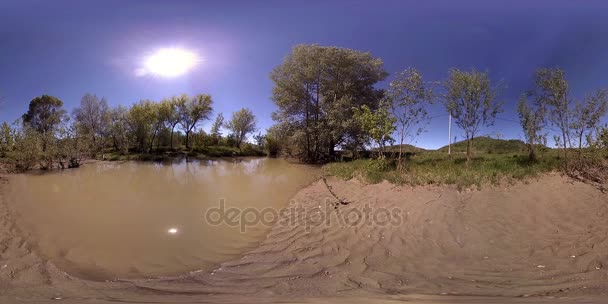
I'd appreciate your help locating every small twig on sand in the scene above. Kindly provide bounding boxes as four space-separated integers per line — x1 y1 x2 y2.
424 194 442 205
322 176 350 206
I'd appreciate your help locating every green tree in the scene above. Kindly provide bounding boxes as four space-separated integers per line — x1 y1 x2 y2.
210 113 224 145
387 68 433 167
517 93 547 162
443 69 502 163
72 93 110 154
353 103 396 158
270 44 387 162
264 135 280 157
533 68 572 162
225 108 257 149
176 94 213 150
149 101 178 152
161 97 181 150
264 123 291 157
0 122 14 158
224 133 237 147
22 95 67 152
253 132 266 147
571 89 608 150
56 123 89 169
8 122 40 171
109 105 129 154
126 100 157 152
596 125 608 149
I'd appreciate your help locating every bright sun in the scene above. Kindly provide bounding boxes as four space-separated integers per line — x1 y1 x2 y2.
143 48 199 77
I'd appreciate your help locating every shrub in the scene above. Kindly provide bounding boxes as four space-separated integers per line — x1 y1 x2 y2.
8 127 40 171
265 135 281 157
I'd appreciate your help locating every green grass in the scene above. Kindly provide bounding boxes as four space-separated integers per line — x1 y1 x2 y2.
324 150 561 190
437 136 532 154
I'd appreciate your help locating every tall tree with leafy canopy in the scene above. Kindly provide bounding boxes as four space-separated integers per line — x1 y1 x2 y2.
225 108 257 149
270 44 387 162
176 94 213 149
22 95 67 152
109 105 129 153
386 68 433 167
125 100 157 152
442 69 502 163
72 93 110 153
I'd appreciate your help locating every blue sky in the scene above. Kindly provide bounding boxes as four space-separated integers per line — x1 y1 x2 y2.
1 0 608 149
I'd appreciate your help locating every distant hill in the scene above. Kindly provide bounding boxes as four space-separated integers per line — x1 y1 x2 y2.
437 136 531 154
383 144 426 153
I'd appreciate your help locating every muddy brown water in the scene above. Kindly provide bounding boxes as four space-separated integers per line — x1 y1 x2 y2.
6 158 320 280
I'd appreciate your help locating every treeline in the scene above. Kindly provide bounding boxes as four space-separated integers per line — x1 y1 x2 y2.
3 44 607 172
268 44 608 167
0 94 260 172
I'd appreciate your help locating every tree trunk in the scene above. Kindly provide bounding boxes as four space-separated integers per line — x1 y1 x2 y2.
528 143 537 162
397 127 405 169
562 132 568 166
149 131 157 153
185 131 190 150
112 136 118 151
578 130 584 159
466 136 472 164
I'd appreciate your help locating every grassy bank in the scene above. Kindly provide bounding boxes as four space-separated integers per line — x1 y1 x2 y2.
324 150 562 190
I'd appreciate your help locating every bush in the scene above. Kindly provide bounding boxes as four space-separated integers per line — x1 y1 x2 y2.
265 136 281 157
241 143 265 156
7 127 40 171
365 158 397 172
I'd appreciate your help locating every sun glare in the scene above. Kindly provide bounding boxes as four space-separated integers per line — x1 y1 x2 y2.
143 48 199 77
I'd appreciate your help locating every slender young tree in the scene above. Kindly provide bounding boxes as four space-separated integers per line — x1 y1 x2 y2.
517 93 546 162
161 97 181 150
571 89 608 150
442 69 502 163
533 68 572 162
386 68 433 168
210 113 224 145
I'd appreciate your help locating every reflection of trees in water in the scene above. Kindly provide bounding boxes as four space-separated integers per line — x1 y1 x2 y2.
88 159 319 210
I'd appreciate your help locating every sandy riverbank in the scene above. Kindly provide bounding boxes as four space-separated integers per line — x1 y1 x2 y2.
1 173 608 303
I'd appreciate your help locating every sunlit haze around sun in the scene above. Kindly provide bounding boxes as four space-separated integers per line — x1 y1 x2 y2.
138 48 200 78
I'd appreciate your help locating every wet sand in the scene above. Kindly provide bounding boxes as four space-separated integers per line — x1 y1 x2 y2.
2 173 608 303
